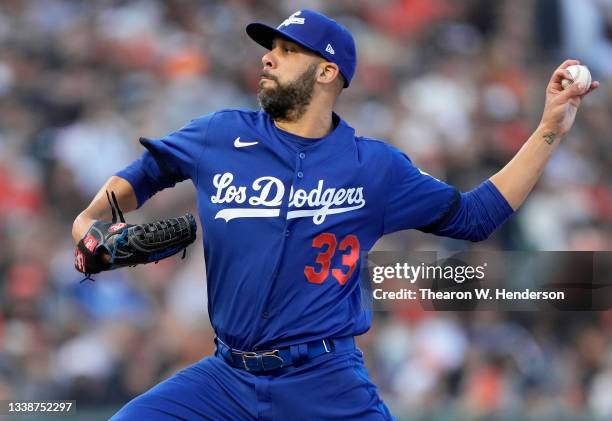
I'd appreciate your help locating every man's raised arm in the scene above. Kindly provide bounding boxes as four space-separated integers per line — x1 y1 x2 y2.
490 59 600 210
387 60 602 242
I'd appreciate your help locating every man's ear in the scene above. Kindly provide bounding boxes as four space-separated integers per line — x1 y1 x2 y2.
317 62 341 85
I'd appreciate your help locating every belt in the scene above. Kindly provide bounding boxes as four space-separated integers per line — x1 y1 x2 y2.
215 336 355 373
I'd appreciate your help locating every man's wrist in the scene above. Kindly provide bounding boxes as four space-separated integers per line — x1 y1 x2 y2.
72 214 96 244
536 124 561 145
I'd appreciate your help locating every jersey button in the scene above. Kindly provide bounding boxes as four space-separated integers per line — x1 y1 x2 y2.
299 152 306 159
285 229 290 237
297 171 303 178
262 311 269 319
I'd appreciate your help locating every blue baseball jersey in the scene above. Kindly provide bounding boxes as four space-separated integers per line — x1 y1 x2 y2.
117 109 458 350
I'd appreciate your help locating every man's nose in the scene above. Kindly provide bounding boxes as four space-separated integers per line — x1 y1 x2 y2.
261 50 275 69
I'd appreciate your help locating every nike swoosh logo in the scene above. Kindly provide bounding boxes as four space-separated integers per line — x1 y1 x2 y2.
234 137 259 148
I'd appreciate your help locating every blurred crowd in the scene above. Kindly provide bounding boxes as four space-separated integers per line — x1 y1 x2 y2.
0 0 611 419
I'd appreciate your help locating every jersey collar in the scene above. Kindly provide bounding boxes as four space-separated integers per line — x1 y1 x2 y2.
260 110 356 156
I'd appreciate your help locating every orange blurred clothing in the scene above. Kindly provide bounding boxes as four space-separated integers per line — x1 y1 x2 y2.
465 364 503 412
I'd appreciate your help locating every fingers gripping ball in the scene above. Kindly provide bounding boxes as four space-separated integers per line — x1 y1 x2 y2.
561 64 592 94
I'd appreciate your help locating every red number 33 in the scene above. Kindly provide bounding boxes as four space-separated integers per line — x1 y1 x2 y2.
304 233 360 286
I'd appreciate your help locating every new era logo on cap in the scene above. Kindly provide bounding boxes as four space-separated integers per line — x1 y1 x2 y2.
246 9 357 88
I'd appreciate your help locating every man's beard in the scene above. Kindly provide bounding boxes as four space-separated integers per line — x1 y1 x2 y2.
257 64 318 122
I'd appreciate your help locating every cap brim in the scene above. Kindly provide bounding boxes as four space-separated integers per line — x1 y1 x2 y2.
246 22 318 54
246 23 280 50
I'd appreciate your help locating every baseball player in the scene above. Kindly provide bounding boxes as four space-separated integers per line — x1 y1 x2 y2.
72 9 598 420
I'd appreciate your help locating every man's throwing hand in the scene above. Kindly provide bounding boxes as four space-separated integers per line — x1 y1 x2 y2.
540 59 600 137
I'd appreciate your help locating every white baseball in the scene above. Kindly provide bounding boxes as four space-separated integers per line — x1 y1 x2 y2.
561 64 591 94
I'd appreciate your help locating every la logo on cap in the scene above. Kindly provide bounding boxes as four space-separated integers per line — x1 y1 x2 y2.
279 11 305 28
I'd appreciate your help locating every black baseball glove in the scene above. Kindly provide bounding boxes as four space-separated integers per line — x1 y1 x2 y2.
74 191 197 278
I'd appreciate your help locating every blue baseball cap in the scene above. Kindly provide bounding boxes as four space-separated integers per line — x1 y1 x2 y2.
246 10 357 88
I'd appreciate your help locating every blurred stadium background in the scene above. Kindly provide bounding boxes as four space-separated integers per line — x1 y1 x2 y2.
1 0 611 419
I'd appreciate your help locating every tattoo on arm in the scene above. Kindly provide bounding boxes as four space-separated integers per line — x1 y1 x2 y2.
543 132 556 145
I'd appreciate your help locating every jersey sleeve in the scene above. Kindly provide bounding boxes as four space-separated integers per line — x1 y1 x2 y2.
114 113 214 208
382 146 460 235
432 180 514 241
